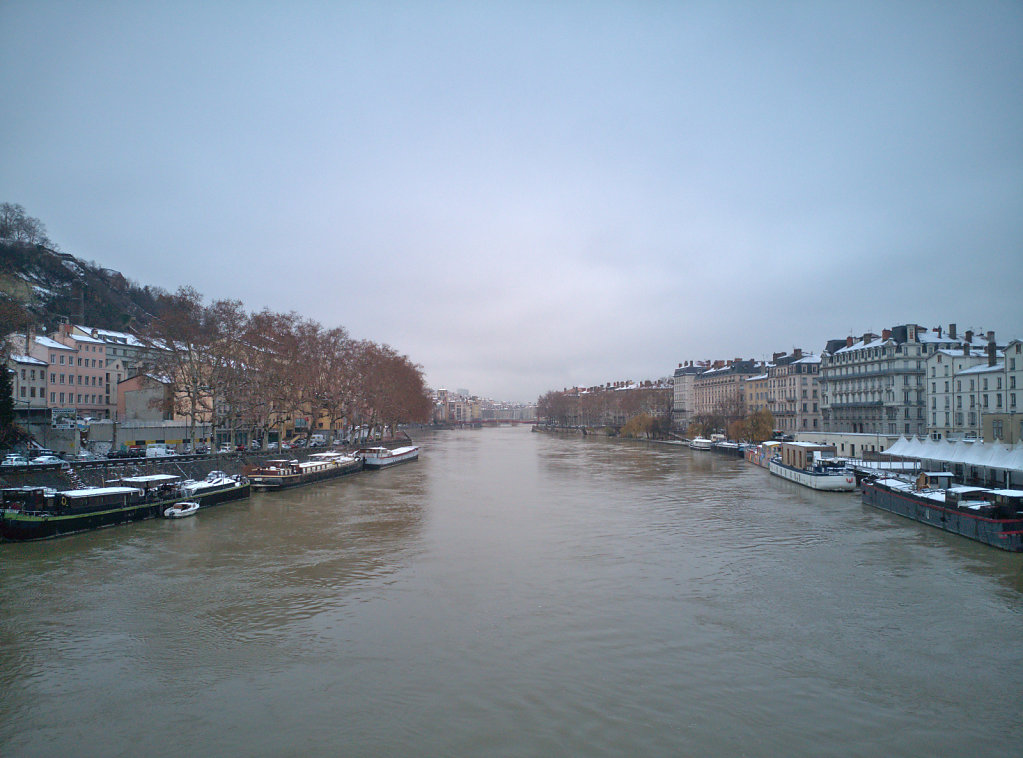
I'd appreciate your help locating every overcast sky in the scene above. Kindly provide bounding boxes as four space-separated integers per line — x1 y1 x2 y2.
2 2 1021 402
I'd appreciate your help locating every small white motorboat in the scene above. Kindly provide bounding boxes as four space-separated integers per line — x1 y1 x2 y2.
163 501 200 519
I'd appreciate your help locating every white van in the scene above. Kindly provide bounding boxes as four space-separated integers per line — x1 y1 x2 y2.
146 444 175 458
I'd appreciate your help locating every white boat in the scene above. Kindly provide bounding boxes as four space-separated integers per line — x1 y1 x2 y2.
357 445 419 469
163 501 200 519
689 437 712 450
768 442 855 491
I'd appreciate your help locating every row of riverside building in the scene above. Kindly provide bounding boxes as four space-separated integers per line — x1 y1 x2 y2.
673 323 1023 445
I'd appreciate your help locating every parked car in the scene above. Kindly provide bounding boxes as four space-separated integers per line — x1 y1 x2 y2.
30 455 65 466
267 442 279 451
75 451 103 461
235 444 246 452
195 445 210 455
217 445 232 454
2 454 29 466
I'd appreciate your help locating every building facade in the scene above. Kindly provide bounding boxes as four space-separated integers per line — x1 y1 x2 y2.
767 351 822 434
52 325 110 419
692 360 761 419
671 362 705 430
924 345 995 439
819 323 990 436
7 353 48 412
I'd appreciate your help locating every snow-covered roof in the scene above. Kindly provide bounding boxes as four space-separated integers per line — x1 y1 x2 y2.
75 325 146 347
835 331 992 356
794 353 821 364
957 362 1004 376
9 354 47 365
32 335 74 351
835 337 886 354
746 373 769 381
68 333 105 345
117 474 180 484
62 486 142 498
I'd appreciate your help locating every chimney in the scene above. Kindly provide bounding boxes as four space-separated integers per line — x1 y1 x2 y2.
949 323 957 340
846 336 854 348
773 351 785 362
934 326 943 338
987 330 994 344
793 348 803 359
988 340 997 367
965 329 973 345
882 329 891 340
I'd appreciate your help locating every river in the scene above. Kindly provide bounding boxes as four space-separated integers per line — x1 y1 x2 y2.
1 427 1021 757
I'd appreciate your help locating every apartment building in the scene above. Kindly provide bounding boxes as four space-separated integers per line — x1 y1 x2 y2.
671 361 705 430
935 338 1023 442
924 342 997 439
7 354 48 412
767 351 822 434
692 359 761 418
820 323 987 436
51 325 109 419
744 371 770 415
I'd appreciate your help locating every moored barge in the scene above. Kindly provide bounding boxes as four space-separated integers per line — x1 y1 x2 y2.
243 452 362 490
745 440 780 469
862 472 1023 552
357 445 419 469
0 472 250 542
768 442 856 491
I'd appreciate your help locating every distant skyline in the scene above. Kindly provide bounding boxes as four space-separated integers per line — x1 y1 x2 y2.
2 2 1021 403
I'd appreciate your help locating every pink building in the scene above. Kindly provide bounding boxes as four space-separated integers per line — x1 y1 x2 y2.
51 324 110 419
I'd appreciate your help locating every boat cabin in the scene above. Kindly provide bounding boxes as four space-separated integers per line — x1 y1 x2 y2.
987 490 1023 517
915 472 954 490
56 487 143 513
779 442 840 472
1 486 53 512
244 459 302 476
